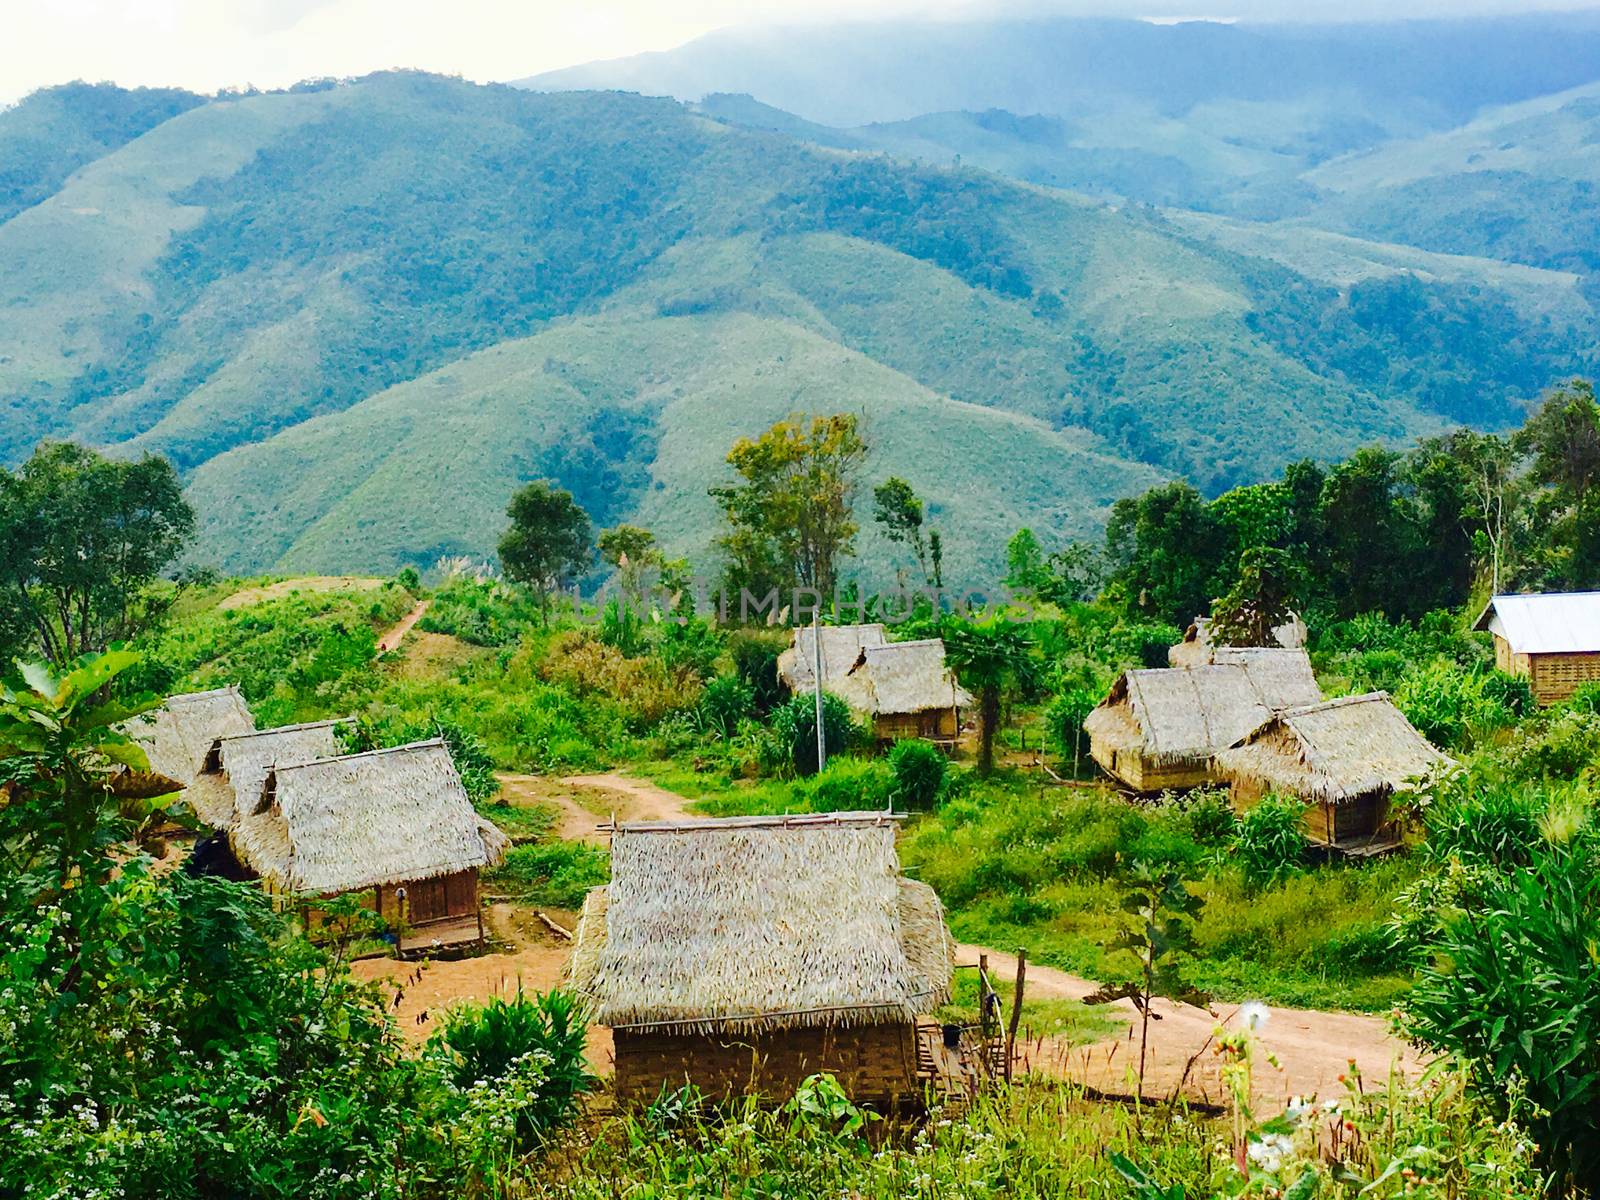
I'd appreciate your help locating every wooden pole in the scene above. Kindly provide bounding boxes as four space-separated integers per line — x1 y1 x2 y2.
1005 948 1027 1082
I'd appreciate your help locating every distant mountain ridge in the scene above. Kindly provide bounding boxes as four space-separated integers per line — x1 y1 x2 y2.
0 70 1594 581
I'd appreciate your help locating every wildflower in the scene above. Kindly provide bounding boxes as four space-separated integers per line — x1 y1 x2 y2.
1239 1001 1270 1032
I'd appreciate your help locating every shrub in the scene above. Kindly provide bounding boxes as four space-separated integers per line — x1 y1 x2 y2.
1481 669 1535 718
1406 843 1600 1186
888 739 946 810
1394 661 1517 750
1232 795 1309 883
654 617 723 680
767 692 857 777
1424 786 1544 870
1498 709 1600 780
793 757 893 811
1566 679 1600 716
419 577 541 646
1044 686 1098 769
699 674 754 740
729 632 786 714
538 631 702 727
1182 789 1238 847
434 988 595 1145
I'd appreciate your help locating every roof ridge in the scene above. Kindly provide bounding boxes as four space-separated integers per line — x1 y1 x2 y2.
1282 691 1388 719
272 737 449 773
166 685 244 702
219 716 352 742
610 811 904 834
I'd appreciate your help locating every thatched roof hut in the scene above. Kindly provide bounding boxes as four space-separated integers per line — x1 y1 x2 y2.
1169 612 1308 668
1216 692 1450 808
569 812 952 1035
777 623 888 693
1084 651 1321 791
235 739 507 896
126 686 256 787
185 718 349 831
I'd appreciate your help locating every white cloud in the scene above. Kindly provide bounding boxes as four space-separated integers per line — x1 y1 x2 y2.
2 0 1595 106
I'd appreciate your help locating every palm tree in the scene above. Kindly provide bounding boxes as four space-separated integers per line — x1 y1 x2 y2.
945 620 1033 775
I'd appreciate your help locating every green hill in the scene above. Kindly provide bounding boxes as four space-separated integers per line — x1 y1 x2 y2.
1 72 1594 582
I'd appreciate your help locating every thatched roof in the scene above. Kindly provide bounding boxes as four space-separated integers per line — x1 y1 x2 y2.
1169 613 1308 667
1216 692 1451 804
125 687 256 787
234 739 507 895
186 719 349 831
567 812 954 1035
777 623 888 693
1474 591 1600 654
1084 651 1320 766
848 639 971 717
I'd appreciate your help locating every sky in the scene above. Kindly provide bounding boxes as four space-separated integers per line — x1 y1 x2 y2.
4 0 1599 105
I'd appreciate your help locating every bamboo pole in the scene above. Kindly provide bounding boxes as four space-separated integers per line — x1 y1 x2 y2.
1005 948 1027 1082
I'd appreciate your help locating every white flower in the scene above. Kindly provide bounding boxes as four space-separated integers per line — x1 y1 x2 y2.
1239 1001 1271 1032
1247 1131 1294 1173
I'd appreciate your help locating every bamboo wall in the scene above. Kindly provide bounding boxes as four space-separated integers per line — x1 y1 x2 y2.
1494 635 1600 704
613 1022 921 1106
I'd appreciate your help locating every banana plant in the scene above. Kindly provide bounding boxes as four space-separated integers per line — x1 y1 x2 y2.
0 648 174 894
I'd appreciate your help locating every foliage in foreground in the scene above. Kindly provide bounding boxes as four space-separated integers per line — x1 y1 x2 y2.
532 1066 1543 1200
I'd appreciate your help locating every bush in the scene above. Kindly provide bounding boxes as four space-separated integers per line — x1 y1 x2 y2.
537 631 703 727
1566 679 1600 716
699 674 754 740
435 988 595 1146
792 757 894 811
1044 686 1098 768
767 693 857 777
888 739 946 810
1394 661 1517 750
729 632 786 715
1232 795 1309 884
1406 843 1600 1186
1182 789 1238 847
1424 786 1544 870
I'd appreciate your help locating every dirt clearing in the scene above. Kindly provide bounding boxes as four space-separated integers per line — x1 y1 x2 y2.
958 944 1421 1110
494 772 699 845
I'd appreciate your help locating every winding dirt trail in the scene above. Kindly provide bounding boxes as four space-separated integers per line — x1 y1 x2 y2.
377 599 430 653
957 944 1422 1110
494 771 700 844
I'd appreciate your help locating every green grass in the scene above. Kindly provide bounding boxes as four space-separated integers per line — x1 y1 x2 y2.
484 841 609 910
934 969 1126 1046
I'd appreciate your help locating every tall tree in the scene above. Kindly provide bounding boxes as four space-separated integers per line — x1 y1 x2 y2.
1317 448 1423 619
1521 379 1600 508
597 524 659 594
497 480 593 619
1103 481 1222 628
0 443 194 666
710 413 868 600
872 476 929 582
1003 527 1049 597
945 619 1033 775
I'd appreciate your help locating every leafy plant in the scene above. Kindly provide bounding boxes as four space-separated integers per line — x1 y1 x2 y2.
767 692 857 777
1232 795 1309 884
699 673 755 740
888 738 946 810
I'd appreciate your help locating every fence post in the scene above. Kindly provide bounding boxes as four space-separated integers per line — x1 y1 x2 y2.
1005 949 1027 1082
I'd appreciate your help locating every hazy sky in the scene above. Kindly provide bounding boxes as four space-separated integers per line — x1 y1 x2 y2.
5 0 1599 105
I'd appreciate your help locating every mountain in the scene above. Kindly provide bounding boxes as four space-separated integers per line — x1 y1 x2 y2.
521 15 1600 130
0 72 1592 581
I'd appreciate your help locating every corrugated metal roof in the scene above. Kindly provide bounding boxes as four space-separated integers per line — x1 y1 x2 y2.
1473 592 1600 654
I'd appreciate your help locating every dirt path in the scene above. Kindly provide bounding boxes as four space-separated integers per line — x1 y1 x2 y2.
377 599 430 653
351 904 617 1069
957 944 1422 1110
495 771 699 844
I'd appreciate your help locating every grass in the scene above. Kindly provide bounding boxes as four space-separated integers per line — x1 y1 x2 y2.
484 841 610 910
934 968 1127 1047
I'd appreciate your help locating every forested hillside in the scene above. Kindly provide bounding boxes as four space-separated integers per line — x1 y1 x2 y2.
0 70 1593 580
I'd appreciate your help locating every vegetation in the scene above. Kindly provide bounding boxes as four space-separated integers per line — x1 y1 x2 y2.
499 481 594 619
0 441 194 665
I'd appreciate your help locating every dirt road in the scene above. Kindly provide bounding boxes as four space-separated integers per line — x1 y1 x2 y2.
958 944 1421 1110
495 771 699 844
377 599 430 653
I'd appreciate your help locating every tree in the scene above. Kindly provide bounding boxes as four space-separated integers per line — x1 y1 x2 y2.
497 480 593 619
1521 378 1600 508
1103 482 1223 627
597 524 659 594
1317 448 1424 619
1209 547 1303 648
0 442 194 666
929 529 945 590
945 619 1033 775
711 413 868 600
1003 527 1049 596
873 476 929 583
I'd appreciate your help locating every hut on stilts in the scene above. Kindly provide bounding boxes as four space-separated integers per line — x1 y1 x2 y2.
567 811 955 1106
1215 692 1450 856
230 739 508 953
